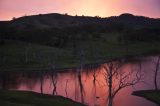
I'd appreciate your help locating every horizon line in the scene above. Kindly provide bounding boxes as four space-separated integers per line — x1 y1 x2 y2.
1 12 160 21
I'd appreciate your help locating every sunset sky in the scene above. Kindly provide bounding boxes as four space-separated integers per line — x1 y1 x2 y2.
0 0 160 21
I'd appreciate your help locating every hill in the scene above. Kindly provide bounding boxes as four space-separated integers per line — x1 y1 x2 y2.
0 13 160 71
10 13 106 29
7 13 160 29
107 13 160 28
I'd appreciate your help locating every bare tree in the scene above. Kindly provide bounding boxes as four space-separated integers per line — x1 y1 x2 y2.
50 63 58 95
74 67 85 103
76 49 85 103
103 61 143 106
152 56 160 90
92 68 100 106
40 72 44 94
65 79 69 97
51 72 58 95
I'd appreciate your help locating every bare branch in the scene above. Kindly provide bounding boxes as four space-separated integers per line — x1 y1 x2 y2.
102 60 143 106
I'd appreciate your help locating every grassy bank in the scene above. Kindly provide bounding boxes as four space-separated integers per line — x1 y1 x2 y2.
0 33 160 71
0 90 85 106
132 90 160 105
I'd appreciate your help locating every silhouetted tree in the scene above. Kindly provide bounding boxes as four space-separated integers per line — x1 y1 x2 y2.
103 61 143 106
75 49 85 103
40 72 44 94
152 56 160 90
51 72 58 95
65 79 69 97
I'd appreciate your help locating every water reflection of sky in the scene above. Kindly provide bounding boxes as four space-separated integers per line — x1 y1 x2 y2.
0 56 159 106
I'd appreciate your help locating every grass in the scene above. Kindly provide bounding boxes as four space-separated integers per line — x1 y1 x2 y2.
1 33 160 71
132 90 160 105
0 90 86 106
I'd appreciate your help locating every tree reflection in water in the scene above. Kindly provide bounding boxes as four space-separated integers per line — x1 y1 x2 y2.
0 56 159 106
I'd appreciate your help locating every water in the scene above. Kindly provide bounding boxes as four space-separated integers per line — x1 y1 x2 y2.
0 56 159 106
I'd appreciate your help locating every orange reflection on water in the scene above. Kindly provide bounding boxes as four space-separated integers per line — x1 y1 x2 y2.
1 56 159 106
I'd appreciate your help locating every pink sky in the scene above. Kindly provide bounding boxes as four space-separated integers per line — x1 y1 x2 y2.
0 0 160 21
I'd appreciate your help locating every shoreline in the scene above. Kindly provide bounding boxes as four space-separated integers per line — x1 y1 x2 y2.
0 52 159 73
0 89 86 106
132 90 160 105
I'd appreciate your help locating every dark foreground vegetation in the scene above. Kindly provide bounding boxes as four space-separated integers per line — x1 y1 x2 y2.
0 90 85 106
132 90 160 105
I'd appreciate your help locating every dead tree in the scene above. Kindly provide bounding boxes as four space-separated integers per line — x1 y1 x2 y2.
51 72 58 95
76 49 85 103
40 72 44 94
65 79 69 97
50 64 58 95
103 61 143 106
92 68 100 106
152 56 160 90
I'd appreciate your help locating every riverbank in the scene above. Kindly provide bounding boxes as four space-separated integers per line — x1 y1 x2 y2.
0 90 86 106
132 90 160 105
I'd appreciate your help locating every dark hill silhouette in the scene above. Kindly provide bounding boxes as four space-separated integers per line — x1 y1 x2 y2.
106 13 160 28
6 13 160 29
10 13 107 29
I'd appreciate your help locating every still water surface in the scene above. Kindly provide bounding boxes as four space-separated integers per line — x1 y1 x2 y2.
0 56 159 106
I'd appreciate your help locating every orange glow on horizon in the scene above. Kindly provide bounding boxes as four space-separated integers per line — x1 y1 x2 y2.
0 0 160 21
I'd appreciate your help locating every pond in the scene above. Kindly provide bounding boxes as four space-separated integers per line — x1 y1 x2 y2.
0 56 159 106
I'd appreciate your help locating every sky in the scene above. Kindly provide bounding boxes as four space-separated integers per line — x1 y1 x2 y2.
0 0 160 21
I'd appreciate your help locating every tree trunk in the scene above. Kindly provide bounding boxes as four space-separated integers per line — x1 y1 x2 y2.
65 80 68 97
78 72 84 103
154 56 160 90
40 74 43 94
51 73 57 95
108 68 113 106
